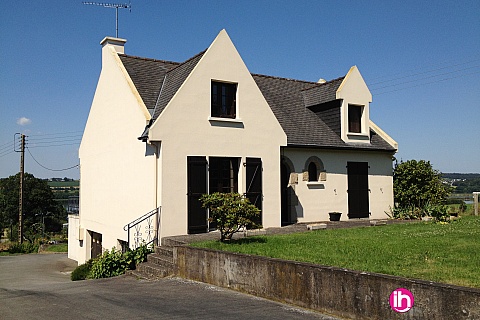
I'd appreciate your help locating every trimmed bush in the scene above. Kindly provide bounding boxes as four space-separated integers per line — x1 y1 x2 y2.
71 260 93 281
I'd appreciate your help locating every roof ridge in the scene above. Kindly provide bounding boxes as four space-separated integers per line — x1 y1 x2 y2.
300 76 346 92
251 73 318 85
165 48 208 74
118 53 180 65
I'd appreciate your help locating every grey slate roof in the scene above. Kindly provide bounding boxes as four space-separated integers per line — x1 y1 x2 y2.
252 74 396 152
118 55 179 112
118 51 396 152
302 77 344 107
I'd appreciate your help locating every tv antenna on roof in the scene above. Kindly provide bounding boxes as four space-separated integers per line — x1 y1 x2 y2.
83 1 131 38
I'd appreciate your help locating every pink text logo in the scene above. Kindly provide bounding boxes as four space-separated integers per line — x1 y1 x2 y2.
389 288 414 313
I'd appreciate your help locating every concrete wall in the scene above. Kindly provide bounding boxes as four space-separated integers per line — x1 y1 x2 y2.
283 148 393 221
176 246 480 320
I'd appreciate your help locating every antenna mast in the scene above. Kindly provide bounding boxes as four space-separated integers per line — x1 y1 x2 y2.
83 1 131 38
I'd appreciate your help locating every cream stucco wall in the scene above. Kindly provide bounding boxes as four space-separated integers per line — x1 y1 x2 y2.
282 148 394 222
149 30 287 237
70 40 156 264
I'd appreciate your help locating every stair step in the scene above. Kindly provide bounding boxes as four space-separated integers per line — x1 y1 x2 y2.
147 253 174 267
135 261 174 279
161 238 187 247
155 246 174 259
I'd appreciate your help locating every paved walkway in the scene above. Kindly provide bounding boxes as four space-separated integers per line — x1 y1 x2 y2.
0 253 340 320
164 218 416 244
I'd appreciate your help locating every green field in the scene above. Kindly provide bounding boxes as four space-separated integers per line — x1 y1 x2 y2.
47 180 79 188
191 216 480 288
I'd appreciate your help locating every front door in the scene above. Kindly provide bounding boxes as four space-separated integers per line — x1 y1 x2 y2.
187 156 208 234
347 162 370 219
281 161 292 226
90 231 102 259
245 157 262 225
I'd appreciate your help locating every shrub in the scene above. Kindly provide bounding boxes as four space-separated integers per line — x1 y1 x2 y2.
394 160 452 209
8 242 39 254
200 192 261 242
71 260 93 281
387 202 450 223
87 244 153 280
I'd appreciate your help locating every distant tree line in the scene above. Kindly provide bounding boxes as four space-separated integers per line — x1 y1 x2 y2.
452 178 480 194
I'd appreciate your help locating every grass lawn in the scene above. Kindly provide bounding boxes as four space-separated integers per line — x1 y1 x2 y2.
44 243 68 253
191 216 480 288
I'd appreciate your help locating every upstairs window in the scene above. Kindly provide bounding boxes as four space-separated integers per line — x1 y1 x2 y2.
348 104 363 133
211 81 237 118
308 162 317 182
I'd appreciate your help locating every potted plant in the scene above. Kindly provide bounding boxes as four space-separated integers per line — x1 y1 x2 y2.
329 212 342 221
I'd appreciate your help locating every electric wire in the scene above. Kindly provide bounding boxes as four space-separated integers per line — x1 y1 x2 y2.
369 56 480 85
370 64 480 91
26 147 79 172
373 70 480 95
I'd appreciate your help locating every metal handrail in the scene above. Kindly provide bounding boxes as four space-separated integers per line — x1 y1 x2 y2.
123 207 161 250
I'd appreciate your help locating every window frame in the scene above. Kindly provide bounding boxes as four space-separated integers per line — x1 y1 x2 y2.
348 104 363 134
211 81 237 119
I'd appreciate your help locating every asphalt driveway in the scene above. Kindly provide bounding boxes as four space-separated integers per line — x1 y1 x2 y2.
0 253 340 320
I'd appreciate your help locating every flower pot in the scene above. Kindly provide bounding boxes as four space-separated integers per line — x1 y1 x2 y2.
329 212 342 221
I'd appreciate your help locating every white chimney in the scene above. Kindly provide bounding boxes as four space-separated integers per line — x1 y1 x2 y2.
100 36 126 54
317 78 327 84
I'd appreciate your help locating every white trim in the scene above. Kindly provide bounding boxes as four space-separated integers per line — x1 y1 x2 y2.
208 117 243 124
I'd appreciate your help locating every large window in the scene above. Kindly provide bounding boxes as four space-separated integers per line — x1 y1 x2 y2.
211 81 237 118
348 104 363 133
209 157 239 194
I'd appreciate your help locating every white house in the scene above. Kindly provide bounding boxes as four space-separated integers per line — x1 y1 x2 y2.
68 30 397 264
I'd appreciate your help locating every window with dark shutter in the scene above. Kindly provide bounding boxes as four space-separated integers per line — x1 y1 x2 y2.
211 81 237 118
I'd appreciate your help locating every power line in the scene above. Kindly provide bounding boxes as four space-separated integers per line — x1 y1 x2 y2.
27 142 81 149
369 56 480 86
0 150 15 158
371 64 480 91
26 147 79 172
373 70 480 95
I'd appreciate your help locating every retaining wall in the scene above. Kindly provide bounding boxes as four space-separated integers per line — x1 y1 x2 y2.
175 246 480 320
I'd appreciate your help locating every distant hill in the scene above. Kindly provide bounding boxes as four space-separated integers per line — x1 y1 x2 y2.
442 173 480 180
442 173 480 194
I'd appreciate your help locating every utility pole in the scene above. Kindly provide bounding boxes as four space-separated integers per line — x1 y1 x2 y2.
18 134 25 244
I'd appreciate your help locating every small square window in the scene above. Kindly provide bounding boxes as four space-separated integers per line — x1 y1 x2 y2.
211 81 237 118
348 105 363 133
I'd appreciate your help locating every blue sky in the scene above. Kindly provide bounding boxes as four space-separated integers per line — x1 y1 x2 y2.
1 0 479 179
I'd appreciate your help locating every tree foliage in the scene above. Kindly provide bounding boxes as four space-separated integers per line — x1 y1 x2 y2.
392 160 452 221
0 173 66 241
200 192 261 242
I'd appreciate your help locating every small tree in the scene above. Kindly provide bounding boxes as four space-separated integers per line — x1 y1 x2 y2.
200 192 261 242
393 160 452 220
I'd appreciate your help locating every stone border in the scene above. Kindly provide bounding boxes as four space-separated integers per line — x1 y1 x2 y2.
175 246 480 320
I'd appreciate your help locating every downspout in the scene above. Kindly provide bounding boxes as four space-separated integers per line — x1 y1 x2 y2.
152 141 159 245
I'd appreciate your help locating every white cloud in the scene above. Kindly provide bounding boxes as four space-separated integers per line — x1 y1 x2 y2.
17 117 32 126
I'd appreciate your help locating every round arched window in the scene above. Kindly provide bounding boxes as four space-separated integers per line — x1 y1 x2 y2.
308 162 317 182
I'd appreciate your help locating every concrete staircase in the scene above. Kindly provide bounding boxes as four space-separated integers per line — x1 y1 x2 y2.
127 238 186 280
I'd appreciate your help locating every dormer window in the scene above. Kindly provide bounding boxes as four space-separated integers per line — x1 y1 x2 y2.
211 81 237 118
348 104 363 133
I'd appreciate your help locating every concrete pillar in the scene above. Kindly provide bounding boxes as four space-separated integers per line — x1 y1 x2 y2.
474 192 479 216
